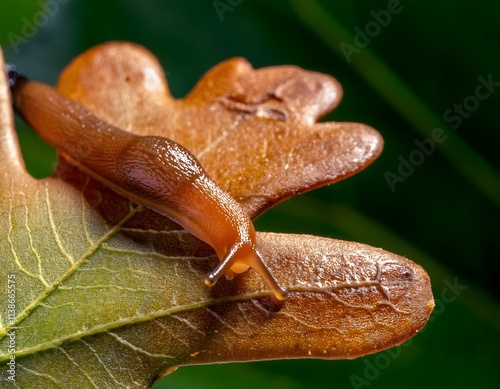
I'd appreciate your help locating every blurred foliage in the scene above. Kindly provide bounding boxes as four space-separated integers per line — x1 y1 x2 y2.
1 1 498 388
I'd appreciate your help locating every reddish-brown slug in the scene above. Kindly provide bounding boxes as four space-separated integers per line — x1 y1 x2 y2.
7 68 287 300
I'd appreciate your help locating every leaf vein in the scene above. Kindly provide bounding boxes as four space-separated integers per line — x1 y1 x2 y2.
80 177 95 245
107 332 175 359
206 308 245 336
45 186 75 265
7 184 42 282
17 363 63 388
58 284 154 293
58 346 99 388
0 204 143 342
79 339 128 388
24 191 49 287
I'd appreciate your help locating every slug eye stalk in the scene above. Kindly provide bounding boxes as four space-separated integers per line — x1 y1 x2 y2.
204 242 288 300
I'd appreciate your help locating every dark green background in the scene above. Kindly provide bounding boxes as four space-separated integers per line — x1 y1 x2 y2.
1 1 498 388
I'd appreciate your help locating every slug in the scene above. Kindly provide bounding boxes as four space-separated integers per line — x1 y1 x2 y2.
7 67 287 300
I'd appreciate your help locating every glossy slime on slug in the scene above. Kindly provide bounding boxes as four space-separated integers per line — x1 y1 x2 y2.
7 68 287 300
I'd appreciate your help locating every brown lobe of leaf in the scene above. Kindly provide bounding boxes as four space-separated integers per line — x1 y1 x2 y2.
185 233 434 363
55 41 383 218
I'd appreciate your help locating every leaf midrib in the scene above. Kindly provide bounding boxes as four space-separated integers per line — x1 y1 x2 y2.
1 276 399 361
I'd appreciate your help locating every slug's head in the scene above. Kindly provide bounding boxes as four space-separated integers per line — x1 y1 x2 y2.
204 241 288 300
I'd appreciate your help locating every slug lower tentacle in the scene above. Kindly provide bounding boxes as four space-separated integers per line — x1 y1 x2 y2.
7 66 287 300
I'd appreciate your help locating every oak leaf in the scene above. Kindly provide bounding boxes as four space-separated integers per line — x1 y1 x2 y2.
0 42 433 388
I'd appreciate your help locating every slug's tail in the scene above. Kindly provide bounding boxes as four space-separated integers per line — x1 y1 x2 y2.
5 63 29 120
204 243 288 300
5 63 27 89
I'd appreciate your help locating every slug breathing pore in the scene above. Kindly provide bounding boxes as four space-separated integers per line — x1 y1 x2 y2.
6 64 287 300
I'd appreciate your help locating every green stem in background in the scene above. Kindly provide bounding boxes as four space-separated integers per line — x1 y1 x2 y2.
290 0 500 207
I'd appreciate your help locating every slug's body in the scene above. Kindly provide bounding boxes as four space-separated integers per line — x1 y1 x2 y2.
8 69 287 300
